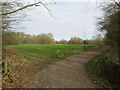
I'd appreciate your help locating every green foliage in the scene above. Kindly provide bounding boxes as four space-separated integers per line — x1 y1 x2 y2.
98 2 120 58
94 2 120 88
83 40 88 44
86 35 104 46
87 48 120 88
68 37 83 44
2 32 56 45
2 31 21 45
36 33 55 44
58 39 68 44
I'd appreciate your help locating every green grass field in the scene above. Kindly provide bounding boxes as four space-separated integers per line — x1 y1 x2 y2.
3 44 102 66
5 44 97 61
3 44 98 75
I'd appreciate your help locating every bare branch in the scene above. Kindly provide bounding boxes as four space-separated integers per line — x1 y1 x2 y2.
1 2 53 17
114 0 120 8
2 2 41 15
39 2 53 17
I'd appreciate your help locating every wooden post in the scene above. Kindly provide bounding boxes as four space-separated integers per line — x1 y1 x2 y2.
83 40 86 51
3 59 8 74
56 50 60 57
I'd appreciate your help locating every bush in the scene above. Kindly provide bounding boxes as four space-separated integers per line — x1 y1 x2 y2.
87 48 120 88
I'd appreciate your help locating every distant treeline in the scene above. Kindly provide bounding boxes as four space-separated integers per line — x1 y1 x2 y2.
3 31 55 45
2 31 104 45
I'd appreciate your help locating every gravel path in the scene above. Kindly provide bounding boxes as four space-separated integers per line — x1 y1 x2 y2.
27 51 100 88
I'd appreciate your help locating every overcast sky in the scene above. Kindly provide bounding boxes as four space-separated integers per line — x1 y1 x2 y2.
19 0 104 40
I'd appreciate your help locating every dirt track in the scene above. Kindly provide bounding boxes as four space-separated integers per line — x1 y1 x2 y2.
27 51 100 88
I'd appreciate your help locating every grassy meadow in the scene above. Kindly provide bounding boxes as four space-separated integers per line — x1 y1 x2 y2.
5 44 97 61
3 44 101 72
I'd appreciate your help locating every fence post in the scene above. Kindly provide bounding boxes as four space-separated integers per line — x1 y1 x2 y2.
3 59 8 75
56 50 59 57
